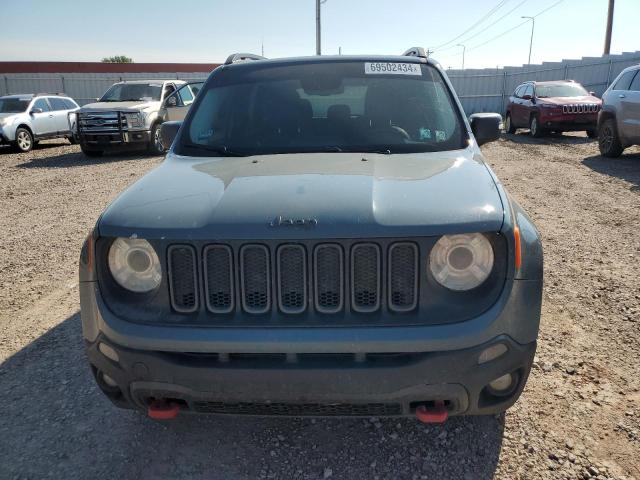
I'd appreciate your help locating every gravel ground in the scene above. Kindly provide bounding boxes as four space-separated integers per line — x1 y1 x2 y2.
0 135 638 479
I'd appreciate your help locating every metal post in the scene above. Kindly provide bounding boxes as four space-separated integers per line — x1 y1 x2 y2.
522 16 535 65
456 44 466 70
501 71 508 113
3 75 8 95
604 0 614 55
316 0 321 55
606 58 613 87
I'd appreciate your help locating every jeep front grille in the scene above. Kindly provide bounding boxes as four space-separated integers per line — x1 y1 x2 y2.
167 241 421 316
168 245 198 313
561 104 599 114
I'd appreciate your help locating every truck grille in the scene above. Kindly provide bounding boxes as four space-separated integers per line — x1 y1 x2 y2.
78 111 127 133
167 241 420 316
562 104 599 114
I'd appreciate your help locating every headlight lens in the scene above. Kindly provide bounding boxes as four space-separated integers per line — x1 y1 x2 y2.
429 233 494 291
0 117 12 127
108 238 161 292
124 112 145 129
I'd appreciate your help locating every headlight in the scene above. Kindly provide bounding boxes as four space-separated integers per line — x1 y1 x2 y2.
0 117 12 127
108 238 161 292
429 233 494 291
124 112 145 129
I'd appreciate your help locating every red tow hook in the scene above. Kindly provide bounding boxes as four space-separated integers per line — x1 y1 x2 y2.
415 400 449 424
147 399 180 420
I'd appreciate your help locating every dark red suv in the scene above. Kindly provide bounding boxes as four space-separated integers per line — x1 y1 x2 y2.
505 80 601 138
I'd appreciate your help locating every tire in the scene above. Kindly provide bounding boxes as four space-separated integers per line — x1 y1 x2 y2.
598 119 624 158
81 145 104 157
586 129 597 139
504 113 516 134
529 115 544 138
147 123 165 155
14 127 34 152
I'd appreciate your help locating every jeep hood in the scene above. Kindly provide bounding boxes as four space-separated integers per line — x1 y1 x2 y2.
99 148 505 240
537 95 601 105
80 100 160 112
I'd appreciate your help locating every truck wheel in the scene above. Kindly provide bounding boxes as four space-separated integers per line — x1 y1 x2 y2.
598 119 624 158
14 128 34 152
81 145 104 157
504 113 516 134
148 123 165 155
529 115 544 138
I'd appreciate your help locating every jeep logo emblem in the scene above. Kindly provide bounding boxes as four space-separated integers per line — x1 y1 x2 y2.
270 215 318 228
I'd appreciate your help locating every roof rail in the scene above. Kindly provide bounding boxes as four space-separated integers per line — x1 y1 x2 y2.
224 53 267 65
402 47 429 59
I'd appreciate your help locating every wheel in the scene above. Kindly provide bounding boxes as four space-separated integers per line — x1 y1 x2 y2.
147 123 165 155
586 129 597 139
529 115 544 138
598 119 624 158
504 113 516 134
14 128 34 152
81 145 104 157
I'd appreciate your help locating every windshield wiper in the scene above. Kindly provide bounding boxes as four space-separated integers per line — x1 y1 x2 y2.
182 143 248 157
347 147 392 154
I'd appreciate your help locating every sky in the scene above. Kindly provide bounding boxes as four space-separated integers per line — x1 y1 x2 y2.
0 0 637 70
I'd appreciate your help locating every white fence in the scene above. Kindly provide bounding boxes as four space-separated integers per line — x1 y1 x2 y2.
446 50 640 114
1 51 639 113
0 72 208 106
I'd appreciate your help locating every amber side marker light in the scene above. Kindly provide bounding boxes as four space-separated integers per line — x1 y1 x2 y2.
514 226 522 270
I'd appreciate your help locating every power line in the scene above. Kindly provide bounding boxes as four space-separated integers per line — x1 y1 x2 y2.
434 0 529 54
430 0 511 50
467 0 564 52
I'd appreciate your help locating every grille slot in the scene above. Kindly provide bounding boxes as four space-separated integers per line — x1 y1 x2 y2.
277 245 307 314
388 242 419 312
191 401 402 416
314 244 344 313
351 243 381 313
204 245 234 313
240 245 271 314
167 245 198 313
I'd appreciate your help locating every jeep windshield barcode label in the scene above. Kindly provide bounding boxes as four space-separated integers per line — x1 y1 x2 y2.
364 62 422 75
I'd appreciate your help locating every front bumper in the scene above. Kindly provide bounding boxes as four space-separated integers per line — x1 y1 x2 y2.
87 334 536 417
538 113 597 131
79 130 151 148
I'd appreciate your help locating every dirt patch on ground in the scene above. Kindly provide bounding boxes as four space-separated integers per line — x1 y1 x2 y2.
0 136 638 479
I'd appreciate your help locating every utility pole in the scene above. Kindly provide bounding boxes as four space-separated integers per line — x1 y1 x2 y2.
604 0 614 55
456 44 466 70
316 0 327 55
522 16 535 65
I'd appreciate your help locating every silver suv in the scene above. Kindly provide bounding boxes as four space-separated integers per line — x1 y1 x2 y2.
598 64 640 157
0 94 79 152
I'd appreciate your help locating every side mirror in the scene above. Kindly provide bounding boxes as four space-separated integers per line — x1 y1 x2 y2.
30 108 43 115
160 121 182 150
522 94 532 101
589 91 597 97
165 96 178 108
469 113 502 146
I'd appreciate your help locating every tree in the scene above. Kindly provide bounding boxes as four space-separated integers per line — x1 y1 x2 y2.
101 55 134 63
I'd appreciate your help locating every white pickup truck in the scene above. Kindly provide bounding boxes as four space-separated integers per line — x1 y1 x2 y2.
76 79 203 157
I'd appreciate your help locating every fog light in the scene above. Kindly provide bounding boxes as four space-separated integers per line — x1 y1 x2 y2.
99 342 119 362
478 343 508 364
489 373 513 393
101 372 118 387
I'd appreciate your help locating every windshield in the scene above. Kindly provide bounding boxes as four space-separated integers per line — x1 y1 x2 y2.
99 83 162 102
178 61 465 156
0 98 30 113
536 83 588 98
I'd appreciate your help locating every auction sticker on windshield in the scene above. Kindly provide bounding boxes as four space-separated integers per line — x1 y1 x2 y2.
364 62 422 75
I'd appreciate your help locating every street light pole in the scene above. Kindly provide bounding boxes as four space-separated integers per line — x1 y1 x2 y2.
456 44 466 70
316 0 327 55
522 16 535 65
